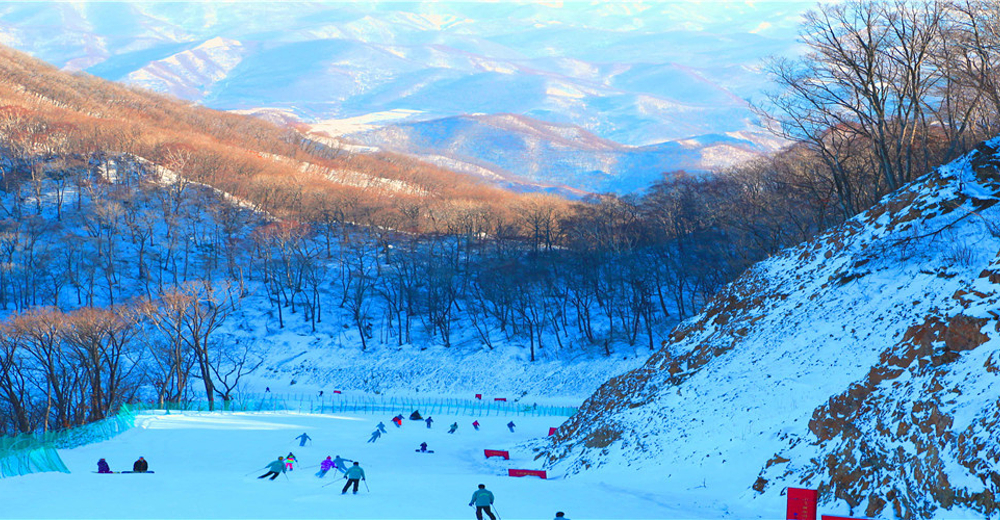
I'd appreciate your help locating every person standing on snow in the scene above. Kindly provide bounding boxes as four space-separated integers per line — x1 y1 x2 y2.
468 484 496 520
448 422 458 434
425 416 433 429
367 429 382 443
472 420 480 431
132 457 148 473
506 421 516 432
295 432 311 446
258 456 285 480
341 461 366 494
333 455 352 475
285 452 297 470
316 456 335 478
377 421 387 433
97 458 112 474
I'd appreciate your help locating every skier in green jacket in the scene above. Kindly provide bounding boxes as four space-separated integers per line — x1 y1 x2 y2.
469 484 496 520
258 456 286 480
341 461 366 494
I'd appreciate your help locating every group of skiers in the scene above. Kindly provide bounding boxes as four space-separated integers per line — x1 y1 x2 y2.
96 419 565 518
375 411 513 438
96 456 150 474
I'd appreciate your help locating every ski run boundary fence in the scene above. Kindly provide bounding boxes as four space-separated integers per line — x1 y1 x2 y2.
130 393 578 418
0 394 574 478
0 406 136 478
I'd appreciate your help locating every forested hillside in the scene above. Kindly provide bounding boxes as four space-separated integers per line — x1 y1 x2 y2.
0 44 794 436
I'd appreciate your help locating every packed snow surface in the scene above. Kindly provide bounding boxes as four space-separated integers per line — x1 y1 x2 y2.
0 407 748 519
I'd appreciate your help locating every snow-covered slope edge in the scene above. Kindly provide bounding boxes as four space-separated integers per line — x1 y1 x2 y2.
537 140 1000 519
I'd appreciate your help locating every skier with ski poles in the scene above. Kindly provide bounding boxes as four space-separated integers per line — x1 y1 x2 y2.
506 421 516 432
448 422 458 434
341 462 366 494
295 432 311 447
425 416 433 429
316 456 335 478
376 421 387 433
333 455 353 475
257 456 286 480
468 484 496 520
367 428 382 443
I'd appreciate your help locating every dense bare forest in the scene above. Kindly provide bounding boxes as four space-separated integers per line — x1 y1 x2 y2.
2 0 1000 436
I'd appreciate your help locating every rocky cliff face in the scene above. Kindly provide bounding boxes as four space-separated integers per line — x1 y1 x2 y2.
538 141 1000 518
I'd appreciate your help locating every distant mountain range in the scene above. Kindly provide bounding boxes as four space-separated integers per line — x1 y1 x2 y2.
347 113 784 195
0 1 806 193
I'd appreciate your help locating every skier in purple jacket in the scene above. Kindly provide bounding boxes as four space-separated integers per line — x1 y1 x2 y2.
316 456 335 478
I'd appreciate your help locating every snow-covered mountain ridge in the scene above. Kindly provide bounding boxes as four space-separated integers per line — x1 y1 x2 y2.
538 140 1000 518
348 113 777 195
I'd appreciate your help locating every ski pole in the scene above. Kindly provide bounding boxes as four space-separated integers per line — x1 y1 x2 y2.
244 466 266 477
363 478 370 492
492 505 501 520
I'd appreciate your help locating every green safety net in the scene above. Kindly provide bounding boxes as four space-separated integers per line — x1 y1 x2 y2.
0 406 136 478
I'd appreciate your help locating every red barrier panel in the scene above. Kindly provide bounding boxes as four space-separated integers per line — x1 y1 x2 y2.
822 517 872 520
508 469 547 479
484 450 510 460
787 488 818 520
548 427 558 436
332 390 342 394
475 394 482 399
494 398 507 402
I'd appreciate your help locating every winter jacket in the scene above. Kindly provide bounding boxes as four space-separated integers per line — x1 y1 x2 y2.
267 459 286 473
97 459 111 473
470 489 494 506
133 458 148 472
344 465 365 480
333 456 351 469
320 459 335 471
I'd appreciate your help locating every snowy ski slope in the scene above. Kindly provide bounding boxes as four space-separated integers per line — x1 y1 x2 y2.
1 408 715 519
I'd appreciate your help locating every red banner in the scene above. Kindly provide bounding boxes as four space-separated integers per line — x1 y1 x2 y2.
494 398 507 402
821 516 871 520
786 488 818 520
483 450 510 460
475 394 482 399
508 469 546 479
548 427 558 435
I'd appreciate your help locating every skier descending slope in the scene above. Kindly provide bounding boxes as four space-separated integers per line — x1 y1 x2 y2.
367 429 382 443
341 462 366 495
295 432 311 446
425 416 433 429
448 422 458 434
258 456 285 480
333 455 353 475
316 456 335 478
506 421 516 432
472 420 480 431
376 421 387 433
468 484 496 520
285 452 297 470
